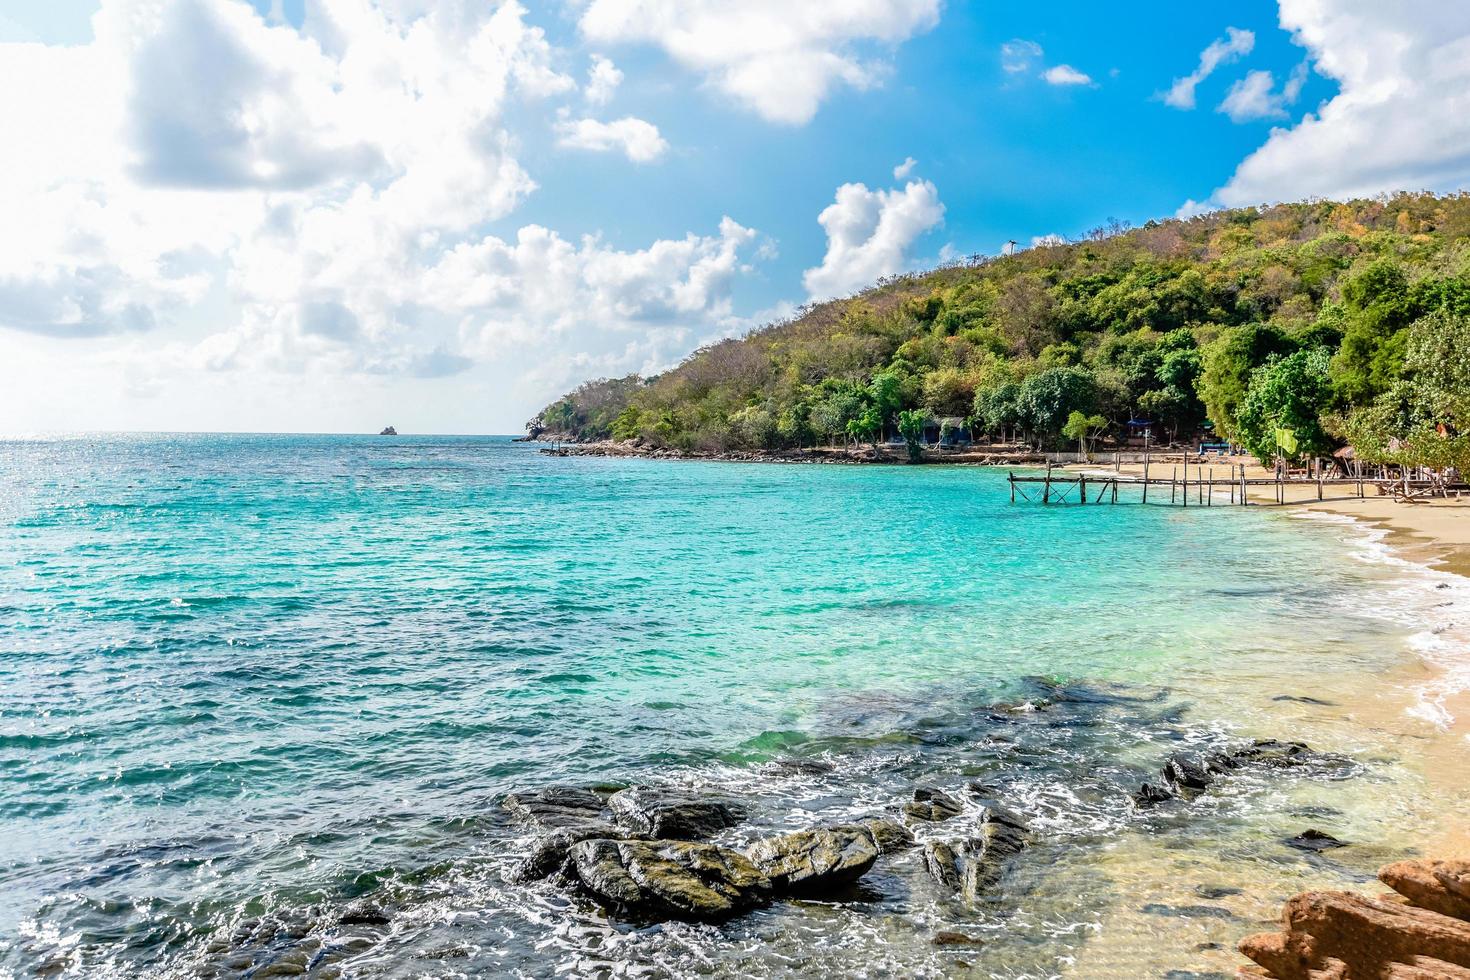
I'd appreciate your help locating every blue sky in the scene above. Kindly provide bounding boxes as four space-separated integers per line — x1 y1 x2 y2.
0 0 1464 433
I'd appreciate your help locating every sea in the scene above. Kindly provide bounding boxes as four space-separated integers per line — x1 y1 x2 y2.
1 433 1466 978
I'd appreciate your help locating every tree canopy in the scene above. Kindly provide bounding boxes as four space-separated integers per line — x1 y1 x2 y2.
528 193 1470 469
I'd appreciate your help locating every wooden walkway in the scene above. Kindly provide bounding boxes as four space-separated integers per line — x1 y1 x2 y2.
1008 464 1462 507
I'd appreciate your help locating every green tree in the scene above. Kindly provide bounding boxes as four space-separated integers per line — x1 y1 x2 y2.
846 405 883 454
1198 324 1296 440
1017 367 1098 446
1235 348 1336 465
1061 411 1107 458
1330 259 1415 403
973 381 1022 441
896 409 928 463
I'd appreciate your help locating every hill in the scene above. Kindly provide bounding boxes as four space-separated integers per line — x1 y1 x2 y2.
529 193 1470 470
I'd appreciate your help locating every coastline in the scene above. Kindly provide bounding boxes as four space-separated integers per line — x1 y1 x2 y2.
1069 455 1470 860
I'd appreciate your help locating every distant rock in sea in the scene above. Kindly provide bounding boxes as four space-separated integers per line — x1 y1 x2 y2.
379 426 397 436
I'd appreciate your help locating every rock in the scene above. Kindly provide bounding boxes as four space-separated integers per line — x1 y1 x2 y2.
503 785 609 831
745 827 878 894
922 818 1029 902
1272 695 1337 706
338 900 391 926
1132 782 1174 806
1240 890 1470 980
933 930 986 947
1163 753 1214 792
608 787 744 840
1285 829 1346 852
836 817 915 854
902 786 964 822
378 426 397 436
511 822 628 883
1380 860 1470 922
566 839 772 922
1233 739 1315 768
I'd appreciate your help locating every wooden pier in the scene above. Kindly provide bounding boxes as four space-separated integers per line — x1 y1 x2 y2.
1008 463 1462 507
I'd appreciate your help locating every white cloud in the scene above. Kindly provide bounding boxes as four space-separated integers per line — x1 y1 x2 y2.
1043 64 1092 86
1001 38 1042 74
1211 1 1470 206
893 156 918 179
1163 26 1255 109
578 0 942 125
585 53 622 104
803 178 945 300
1030 233 1067 248
556 116 669 162
1217 63 1309 122
0 0 776 431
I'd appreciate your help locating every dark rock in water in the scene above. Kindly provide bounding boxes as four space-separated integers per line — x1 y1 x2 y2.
608 787 744 840
378 426 397 436
503 786 608 831
1163 753 1214 792
1286 828 1346 852
933 930 986 947
1272 694 1337 706
512 822 628 883
745 827 878 894
566 839 772 922
836 817 916 854
764 758 836 776
922 817 1029 901
1132 782 1174 806
1196 885 1243 899
922 839 964 891
979 803 1030 833
338 900 391 926
1233 738 1314 768
902 786 964 822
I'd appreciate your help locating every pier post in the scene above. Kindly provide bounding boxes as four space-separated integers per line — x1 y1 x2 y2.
1079 474 1087 504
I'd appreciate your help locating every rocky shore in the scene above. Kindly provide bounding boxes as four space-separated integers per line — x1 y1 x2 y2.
1242 860 1470 978
532 437 1048 466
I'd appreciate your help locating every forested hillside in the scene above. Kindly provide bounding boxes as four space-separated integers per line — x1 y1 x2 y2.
529 194 1470 469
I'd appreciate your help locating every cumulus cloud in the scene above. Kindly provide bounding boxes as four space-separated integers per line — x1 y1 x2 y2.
1163 26 1254 109
1217 63 1308 122
1210 1 1470 205
1001 39 1042 74
585 53 622 104
803 178 945 300
1043 64 1092 86
893 156 917 179
578 0 942 125
556 116 669 162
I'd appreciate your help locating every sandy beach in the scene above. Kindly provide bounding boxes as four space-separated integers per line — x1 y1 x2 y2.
1072 454 1470 856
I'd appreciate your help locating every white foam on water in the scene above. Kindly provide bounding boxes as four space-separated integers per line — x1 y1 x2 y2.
1290 508 1470 732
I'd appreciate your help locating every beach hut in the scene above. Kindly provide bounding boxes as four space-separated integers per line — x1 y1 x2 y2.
923 417 973 447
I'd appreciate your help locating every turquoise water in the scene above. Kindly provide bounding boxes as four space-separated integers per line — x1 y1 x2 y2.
0 435 1448 977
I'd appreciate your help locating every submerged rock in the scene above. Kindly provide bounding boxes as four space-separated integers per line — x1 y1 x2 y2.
1285 829 1346 852
1132 782 1175 807
567 839 772 922
902 786 965 822
933 930 986 947
745 827 878 894
608 787 744 840
503 786 609 831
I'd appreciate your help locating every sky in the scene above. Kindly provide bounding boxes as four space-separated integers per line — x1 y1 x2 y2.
1 0 1468 435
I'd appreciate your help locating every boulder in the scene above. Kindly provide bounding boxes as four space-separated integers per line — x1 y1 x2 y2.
1132 782 1175 806
1380 860 1470 922
922 812 1029 902
511 822 628 883
503 786 608 831
839 817 916 854
1240 890 1470 980
566 839 772 922
1163 753 1214 792
608 787 744 840
744 827 878 894
902 786 965 822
